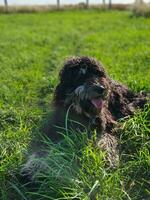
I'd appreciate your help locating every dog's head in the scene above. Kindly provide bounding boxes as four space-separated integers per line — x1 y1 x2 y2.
54 56 109 116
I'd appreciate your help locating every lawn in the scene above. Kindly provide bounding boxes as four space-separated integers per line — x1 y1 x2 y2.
0 10 150 200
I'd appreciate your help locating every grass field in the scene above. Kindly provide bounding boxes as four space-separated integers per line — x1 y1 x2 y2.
0 10 150 200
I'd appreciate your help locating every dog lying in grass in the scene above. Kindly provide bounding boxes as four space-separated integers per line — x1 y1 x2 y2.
22 56 148 179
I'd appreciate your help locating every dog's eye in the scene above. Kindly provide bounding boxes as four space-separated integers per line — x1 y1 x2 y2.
96 70 105 77
90 69 105 78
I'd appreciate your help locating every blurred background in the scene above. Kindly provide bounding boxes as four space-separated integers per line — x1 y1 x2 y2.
0 0 150 10
0 0 150 6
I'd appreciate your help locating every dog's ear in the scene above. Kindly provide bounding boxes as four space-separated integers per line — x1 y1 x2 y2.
108 83 135 119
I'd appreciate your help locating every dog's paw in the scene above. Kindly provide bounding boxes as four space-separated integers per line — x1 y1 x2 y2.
97 133 119 168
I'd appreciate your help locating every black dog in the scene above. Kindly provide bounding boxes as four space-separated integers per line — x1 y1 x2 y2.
22 56 148 179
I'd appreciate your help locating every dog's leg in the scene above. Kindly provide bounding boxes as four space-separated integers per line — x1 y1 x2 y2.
20 151 48 181
97 133 119 168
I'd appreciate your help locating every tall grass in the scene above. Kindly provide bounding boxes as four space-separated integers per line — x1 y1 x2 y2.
7 104 150 200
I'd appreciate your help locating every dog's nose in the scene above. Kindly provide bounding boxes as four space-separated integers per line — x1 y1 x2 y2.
94 85 105 94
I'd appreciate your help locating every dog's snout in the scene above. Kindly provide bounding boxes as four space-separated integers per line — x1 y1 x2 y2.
94 85 105 94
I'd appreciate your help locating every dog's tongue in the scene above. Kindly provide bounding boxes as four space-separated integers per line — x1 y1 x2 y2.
91 98 103 109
